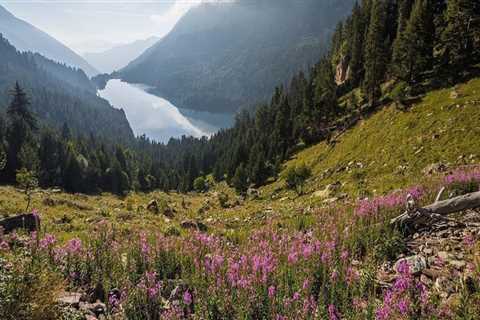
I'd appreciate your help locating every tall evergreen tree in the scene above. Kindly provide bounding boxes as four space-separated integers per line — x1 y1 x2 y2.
363 0 387 105
392 0 434 82
4 83 37 182
441 0 478 70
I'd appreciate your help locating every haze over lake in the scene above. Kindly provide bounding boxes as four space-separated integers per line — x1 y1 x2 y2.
98 79 233 142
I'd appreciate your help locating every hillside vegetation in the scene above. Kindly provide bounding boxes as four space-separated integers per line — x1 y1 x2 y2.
274 77 480 199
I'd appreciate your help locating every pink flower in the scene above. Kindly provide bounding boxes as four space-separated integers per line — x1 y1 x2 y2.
268 286 276 298
0 240 9 251
39 234 56 249
328 304 340 320
397 299 409 315
183 290 192 305
31 209 40 219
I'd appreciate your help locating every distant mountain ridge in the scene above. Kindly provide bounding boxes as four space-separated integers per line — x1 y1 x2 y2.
0 5 98 77
83 37 160 74
0 35 134 142
120 0 355 114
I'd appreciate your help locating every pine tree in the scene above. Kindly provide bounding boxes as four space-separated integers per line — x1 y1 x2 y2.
232 164 248 194
441 0 478 70
4 82 37 182
392 0 434 82
349 2 367 87
363 0 387 106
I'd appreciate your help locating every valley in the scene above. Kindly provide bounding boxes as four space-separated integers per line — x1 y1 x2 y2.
1 0 480 319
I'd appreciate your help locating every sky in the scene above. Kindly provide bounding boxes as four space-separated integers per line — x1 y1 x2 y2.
1 0 204 54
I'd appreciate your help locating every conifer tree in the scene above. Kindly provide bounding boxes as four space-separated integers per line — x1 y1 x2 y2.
392 0 434 82
363 0 387 105
441 0 478 70
4 82 37 182
232 163 248 194
349 2 367 87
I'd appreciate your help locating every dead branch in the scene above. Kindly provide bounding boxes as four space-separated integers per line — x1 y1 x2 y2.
390 191 480 230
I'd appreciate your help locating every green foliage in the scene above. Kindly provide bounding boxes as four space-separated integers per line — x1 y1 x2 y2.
363 0 387 106
392 0 434 82
193 176 207 193
16 168 38 211
232 164 249 194
285 163 311 195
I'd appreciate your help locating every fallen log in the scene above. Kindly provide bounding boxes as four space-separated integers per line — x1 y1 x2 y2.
390 191 480 230
0 214 40 234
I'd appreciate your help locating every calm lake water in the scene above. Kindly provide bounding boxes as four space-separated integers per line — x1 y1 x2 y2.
98 79 233 143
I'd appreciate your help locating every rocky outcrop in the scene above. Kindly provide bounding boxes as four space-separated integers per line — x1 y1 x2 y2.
335 56 351 86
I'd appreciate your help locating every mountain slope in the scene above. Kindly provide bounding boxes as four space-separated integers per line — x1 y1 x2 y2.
83 37 160 74
0 35 134 142
0 5 98 77
270 77 480 200
120 0 354 113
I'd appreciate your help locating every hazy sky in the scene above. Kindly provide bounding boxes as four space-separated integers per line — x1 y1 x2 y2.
1 0 203 54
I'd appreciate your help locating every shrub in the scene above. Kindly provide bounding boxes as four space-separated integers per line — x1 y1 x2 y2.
193 176 207 193
285 163 312 195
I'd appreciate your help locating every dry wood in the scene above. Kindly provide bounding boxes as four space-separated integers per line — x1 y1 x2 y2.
391 190 480 229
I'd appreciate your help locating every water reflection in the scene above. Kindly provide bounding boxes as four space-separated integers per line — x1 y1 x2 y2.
98 79 232 142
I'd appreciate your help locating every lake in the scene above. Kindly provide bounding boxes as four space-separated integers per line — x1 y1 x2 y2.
98 79 233 143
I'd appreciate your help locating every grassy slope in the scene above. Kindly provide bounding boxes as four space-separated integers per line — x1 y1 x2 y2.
1 78 480 242
268 77 480 200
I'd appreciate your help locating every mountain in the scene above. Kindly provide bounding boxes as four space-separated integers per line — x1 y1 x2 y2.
120 0 355 114
0 5 98 77
0 35 134 142
83 37 160 74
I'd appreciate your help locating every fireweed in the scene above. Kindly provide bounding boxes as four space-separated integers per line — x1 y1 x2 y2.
1 169 480 319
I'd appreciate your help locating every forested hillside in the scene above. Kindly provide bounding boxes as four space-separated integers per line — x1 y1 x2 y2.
0 36 134 143
1 0 479 197
120 0 355 113
0 5 98 77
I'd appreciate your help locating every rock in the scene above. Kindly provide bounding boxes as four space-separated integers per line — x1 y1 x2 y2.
448 260 466 270
394 255 427 275
312 182 341 200
80 301 106 317
422 268 446 279
181 220 197 229
147 200 159 214
180 220 208 232
57 292 83 308
437 251 450 260
335 55 350 86
420 274 433 286
43 197 56 206
247 188 260 199
423 163 448 175
450 89 460 99
434 277 455 296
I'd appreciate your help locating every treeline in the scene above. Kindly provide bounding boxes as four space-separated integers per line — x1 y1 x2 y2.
1 0 479 196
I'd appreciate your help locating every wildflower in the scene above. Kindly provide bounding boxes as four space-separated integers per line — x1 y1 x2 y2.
66 238 82 254
340 250 349 261
292 292 300 301
32 208 40 219
0 240 9 251
463 234 475 247
375 305 391 320
330 270 339 282
39 233 56 249
397 299 409 315
328 304 340 320
183 290 192 305
268 285 276 298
